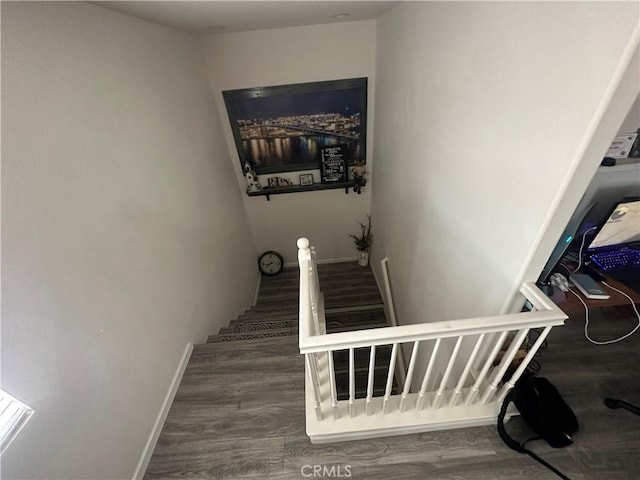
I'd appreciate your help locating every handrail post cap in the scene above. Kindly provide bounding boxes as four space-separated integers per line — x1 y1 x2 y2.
297 238 310 249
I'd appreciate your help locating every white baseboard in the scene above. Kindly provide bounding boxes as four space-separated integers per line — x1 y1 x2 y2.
253 273 261 306
132 342 193 480
370 262 385 307
284 257 357 268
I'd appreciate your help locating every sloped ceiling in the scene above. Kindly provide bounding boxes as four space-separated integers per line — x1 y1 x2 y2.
94 1 400 35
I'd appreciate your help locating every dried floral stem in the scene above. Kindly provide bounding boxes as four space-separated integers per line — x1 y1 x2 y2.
349 215 373 251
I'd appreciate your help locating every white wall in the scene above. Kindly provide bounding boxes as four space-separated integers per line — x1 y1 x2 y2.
1 3 256 479
203 21 376 263
372 2 639 326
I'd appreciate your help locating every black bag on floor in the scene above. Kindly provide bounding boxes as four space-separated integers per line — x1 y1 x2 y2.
497 374 578 480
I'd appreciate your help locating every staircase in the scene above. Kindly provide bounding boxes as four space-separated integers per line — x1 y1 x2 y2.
144 241 567 480
296 238 568 444
144 261 391 479
205 262 397 401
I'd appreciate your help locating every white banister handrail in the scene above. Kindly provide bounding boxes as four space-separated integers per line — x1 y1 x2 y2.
296 238 569 443
299 287 565 353
297 236 564 353
520 282 562 312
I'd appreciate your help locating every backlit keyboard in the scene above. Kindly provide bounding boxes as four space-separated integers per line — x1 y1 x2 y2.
590 247 640 271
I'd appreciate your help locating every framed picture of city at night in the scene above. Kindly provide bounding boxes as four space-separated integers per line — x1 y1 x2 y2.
222 78 367 175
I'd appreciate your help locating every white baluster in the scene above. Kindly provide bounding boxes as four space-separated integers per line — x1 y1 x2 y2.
327 350 340 419
366 345 376 416
382 344 398 414
497 326 553 402
433 336 463 409
449 334 485 407
481 329 529 404
400 341 420 412
465 331 508 406
417 338 441 410
349 348 356 417
305 353 323 421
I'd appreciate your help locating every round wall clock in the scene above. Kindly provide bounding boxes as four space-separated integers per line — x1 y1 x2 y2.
258 251 284 276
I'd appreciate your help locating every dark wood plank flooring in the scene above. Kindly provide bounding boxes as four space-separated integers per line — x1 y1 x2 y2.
145 265 640 479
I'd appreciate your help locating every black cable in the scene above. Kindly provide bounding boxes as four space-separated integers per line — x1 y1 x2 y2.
497 390 572 480
523 448 572 480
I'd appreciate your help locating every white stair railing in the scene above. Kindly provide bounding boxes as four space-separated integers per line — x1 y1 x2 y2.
297 238 568 443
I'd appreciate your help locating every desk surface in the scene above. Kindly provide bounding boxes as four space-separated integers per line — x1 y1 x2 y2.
554 275 640 314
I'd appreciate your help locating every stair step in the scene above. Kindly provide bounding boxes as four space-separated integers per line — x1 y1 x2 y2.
254 293 298 302
229 307 388 333
220 320 296 334
242 304 298 315
257 284 380 299
256 262 377 285
233 310 299 323
325 308 387 332
255 285 300 295
258 266 299 279
193 335 299 355
255 291 383 309
324 292 383 309
207 328 296 343
327 323 387 333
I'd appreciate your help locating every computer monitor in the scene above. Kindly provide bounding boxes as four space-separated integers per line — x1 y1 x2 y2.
538 202 595 284
588 199 640 250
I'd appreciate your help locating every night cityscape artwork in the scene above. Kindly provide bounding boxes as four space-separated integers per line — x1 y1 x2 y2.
223 78 367 174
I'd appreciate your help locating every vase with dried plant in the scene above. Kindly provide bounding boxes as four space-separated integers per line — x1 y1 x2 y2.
350 215 373 266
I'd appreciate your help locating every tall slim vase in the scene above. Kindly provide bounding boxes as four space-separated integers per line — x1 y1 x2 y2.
357 249 369 267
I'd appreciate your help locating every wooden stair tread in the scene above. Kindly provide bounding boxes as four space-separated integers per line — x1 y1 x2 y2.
193 335 299 354
220 320 297 334
326 323 387 333
232 312 299 323
241 304 298 314
256 292 382 305
207 328 297 343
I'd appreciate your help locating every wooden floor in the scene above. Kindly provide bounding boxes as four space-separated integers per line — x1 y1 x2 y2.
144 266 640 479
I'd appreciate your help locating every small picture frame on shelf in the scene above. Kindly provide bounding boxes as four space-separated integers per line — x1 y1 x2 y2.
300 174 314 186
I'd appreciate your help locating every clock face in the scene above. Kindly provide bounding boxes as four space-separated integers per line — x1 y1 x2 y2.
258 251 283 276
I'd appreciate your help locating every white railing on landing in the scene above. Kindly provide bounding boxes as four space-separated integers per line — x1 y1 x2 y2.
297 238 568 444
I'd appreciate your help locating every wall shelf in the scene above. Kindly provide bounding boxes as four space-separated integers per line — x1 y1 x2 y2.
247 181 357 201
